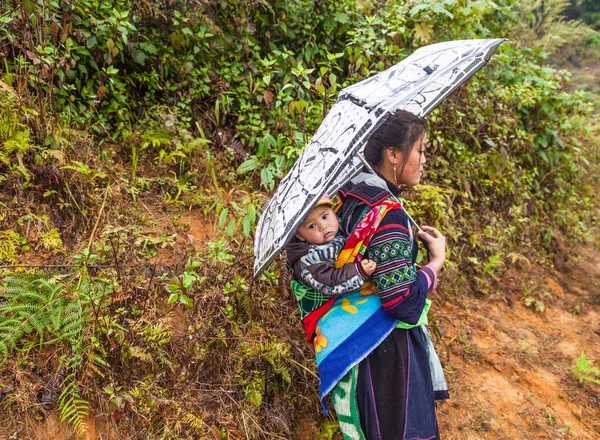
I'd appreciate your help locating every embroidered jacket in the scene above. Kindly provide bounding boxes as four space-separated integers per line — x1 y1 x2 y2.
288 169 448 411
339 171 438 324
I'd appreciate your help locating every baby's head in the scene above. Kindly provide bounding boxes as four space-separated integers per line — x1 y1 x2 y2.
294 195 339 245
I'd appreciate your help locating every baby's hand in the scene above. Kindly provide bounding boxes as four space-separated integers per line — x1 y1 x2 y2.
360 259 377 276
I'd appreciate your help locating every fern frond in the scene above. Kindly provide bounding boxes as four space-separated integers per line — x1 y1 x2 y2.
35 278 61 300
4 273 40 288
0 317 27 341
273 364 292 384
49 301 64 331
61 312 87 340
0 317 27 364
0 231 20 263
58 375 89 436
16 290 52 305
0 343 7 359
28 314 47 345
181 412 206 434
0 273 87 362
0 303 38 316
0 317 24 332
0 272 104 437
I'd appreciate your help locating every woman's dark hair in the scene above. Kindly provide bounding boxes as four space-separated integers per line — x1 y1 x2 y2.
363 109 428 169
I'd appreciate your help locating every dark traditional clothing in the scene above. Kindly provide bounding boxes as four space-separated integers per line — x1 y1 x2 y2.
334 170 449 439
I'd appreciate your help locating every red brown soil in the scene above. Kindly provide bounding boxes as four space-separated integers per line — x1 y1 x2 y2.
437 289 599 438
2 218 598 439
435 240 600 439
179 211 215 253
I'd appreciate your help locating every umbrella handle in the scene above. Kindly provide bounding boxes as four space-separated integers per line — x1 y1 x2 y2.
418 235 431 263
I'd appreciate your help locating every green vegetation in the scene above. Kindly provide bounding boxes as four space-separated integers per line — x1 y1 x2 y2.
0 0 598 437
572 352 600 385
0 273 111 435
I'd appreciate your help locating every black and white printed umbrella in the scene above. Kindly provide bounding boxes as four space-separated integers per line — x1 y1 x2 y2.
254 38 505 276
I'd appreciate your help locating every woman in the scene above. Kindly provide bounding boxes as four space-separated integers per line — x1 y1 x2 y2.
288 109 447 439
333 109 448 439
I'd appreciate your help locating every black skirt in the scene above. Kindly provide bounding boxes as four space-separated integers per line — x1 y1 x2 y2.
356 327 441 440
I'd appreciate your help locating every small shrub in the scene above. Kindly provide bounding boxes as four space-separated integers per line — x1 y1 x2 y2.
572 352 600 385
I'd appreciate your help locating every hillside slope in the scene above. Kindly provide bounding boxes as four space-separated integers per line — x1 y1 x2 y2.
437 238 600 439
1 1 599 438
0 205 598 440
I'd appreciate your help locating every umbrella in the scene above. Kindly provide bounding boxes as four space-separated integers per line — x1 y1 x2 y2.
254 38 505 276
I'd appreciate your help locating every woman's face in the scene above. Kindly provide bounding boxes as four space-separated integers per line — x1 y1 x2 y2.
395 133 427 187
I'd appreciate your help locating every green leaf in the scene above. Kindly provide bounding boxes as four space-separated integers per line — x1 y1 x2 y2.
139 42 158 54
260 167 274 190
248 203 256 224
413 22 433 42
91 354 109 367
168 293 179 305
329 73 337 88
237 157 259 174
432 4 454 18
132 49 148 65
226 219 235 237
182 272 193 289
86 36 98 49
243 215 251 236
179 294 193 308
334 12 349 23
219 208 229 228
409 4 429 16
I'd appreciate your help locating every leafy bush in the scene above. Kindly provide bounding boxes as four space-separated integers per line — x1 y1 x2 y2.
516 0 595 57
420 41 599 275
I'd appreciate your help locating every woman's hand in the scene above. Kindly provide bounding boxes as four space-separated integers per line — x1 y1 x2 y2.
417 226 446 271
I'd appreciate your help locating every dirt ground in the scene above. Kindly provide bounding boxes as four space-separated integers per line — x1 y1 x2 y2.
435 240 600 439
1 218 599 439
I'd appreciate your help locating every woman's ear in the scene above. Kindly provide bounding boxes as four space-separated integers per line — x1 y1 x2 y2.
385 147 398 165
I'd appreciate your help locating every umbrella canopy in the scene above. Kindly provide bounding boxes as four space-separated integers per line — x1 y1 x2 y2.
254 38 505 277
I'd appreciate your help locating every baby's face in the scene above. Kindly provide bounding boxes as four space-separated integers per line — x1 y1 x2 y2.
295 205 339 245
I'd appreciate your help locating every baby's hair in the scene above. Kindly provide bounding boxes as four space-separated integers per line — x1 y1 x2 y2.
363 109 428 171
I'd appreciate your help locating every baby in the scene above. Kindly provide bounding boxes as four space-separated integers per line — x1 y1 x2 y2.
286 195 376 296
